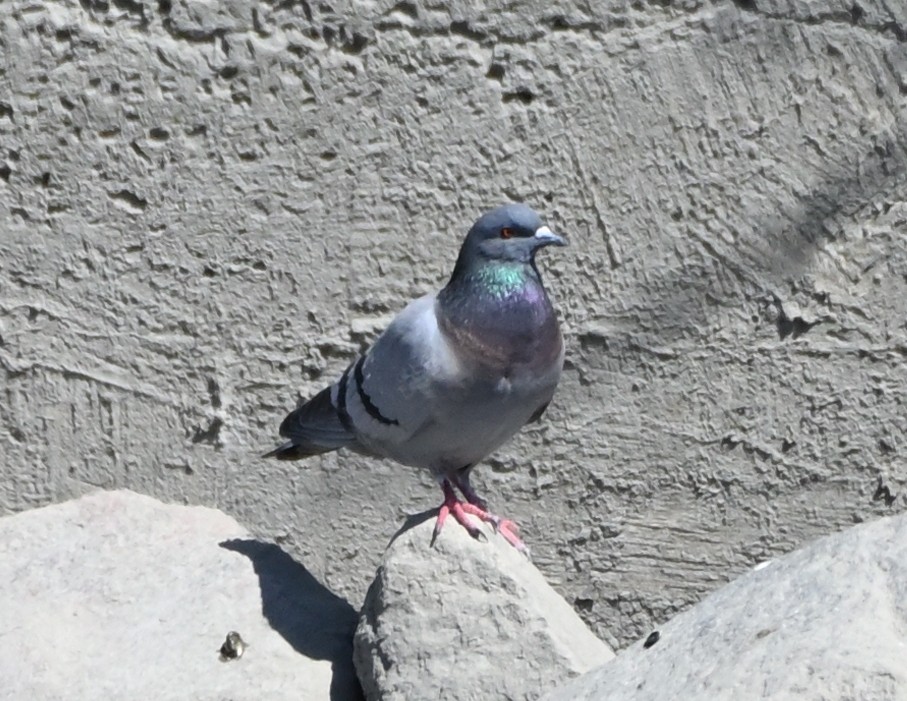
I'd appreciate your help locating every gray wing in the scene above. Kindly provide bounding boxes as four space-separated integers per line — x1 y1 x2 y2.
332 293 463 453
266 294 459 461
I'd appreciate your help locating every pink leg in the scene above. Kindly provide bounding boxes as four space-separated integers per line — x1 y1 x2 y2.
451 471 488 511
432 479 529 554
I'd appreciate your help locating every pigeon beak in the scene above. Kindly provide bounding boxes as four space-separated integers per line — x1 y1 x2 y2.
533 225 568 247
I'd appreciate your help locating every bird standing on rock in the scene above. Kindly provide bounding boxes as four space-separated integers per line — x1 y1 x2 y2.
265 203 567 552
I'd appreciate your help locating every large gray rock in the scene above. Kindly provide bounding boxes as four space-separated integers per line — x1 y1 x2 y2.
354 515 613 701
0 490 362 700
2 0 907 649
544 512 907 701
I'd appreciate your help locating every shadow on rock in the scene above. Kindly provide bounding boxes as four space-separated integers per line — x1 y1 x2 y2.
387 507 438 548
220 538 364 701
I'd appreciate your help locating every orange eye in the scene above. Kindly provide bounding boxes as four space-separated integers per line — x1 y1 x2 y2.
500 227 514 239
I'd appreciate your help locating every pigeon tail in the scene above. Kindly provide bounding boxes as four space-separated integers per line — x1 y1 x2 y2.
262 440 333 460
264 386 355 460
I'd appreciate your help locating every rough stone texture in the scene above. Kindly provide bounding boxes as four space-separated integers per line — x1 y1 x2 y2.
0 490 362 700
544 512 907 701
355 515 613 701
2 0 907 649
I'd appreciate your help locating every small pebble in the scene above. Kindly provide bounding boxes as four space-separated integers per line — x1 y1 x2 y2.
643 630 660 649
219 631 247 661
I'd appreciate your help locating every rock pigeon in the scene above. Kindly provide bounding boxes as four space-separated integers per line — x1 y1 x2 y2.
265 203 567 552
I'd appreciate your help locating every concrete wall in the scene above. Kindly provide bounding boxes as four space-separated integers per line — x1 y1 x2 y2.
2 0 905 648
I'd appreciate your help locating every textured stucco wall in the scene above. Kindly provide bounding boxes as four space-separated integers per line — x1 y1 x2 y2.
2 0 906 648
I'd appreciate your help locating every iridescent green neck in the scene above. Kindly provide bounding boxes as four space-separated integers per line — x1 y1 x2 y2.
471 262 538 300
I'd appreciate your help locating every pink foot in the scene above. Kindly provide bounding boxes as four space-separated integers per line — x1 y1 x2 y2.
432 480 529 554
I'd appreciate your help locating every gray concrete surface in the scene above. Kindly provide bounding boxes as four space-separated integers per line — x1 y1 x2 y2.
355 514 613 701
544 511 907 701
0 490 363 700
1 0 906 649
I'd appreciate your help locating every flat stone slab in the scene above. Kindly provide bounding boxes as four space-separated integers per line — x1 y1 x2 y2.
0 490 362 700
355 514 614 700
544 512 907 701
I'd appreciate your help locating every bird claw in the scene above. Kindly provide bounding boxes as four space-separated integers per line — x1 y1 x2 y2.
431 503 451 547
430 523 441 548
433 480 527 552
452 502 486 542
488 517 519 535
497 521 530 557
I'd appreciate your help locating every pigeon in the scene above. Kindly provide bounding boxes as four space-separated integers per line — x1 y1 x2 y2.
265 203 567 552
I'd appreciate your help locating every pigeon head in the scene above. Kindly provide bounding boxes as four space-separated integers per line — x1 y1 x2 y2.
446 204 567 287
460 203 567 265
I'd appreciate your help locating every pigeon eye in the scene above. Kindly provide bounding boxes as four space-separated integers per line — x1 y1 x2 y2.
500 227 515 239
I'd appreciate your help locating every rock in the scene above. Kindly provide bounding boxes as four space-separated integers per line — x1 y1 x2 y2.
544 513 907 701
0 490 362 700
354 515 613 701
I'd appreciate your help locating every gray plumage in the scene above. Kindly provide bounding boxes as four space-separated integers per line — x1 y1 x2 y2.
266 203 566 489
